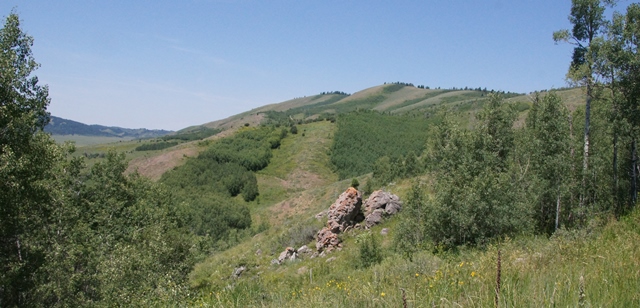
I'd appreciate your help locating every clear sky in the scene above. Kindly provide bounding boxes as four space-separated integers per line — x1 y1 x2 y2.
0 1 632 130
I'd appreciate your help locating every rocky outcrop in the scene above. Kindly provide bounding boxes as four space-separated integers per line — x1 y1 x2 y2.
315 227 341 252
327 187 363 233
315 188 403 254
363 190 402 228
315 187 363 253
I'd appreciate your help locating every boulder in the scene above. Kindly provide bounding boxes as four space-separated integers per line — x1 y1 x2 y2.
315 227 341 253
298 245 312 255
363 190 402 227
231 266 246 279
276 247 297 264
327 187 362 233
364 209 385 228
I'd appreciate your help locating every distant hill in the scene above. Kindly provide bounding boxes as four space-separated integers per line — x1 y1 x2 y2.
199 83 531 130
45 116 173 139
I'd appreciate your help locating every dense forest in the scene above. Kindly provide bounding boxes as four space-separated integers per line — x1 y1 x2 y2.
329 110 431 180
2 0 640 306
160 127 287 247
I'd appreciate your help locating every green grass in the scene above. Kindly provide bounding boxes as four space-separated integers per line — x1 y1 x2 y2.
50 134 135 146
255 121 337 206
188 208 640 307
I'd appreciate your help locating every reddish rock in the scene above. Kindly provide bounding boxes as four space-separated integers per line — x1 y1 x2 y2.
327 187 362 233
315 227 341 253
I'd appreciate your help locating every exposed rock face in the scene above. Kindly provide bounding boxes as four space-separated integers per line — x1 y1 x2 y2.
327 187 363 233
315 187 362 253
365 209 385 228
315 188 402 253
315 227 341 252
363 190 402 228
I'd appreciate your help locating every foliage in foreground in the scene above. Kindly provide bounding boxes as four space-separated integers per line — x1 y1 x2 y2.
0 13 198 306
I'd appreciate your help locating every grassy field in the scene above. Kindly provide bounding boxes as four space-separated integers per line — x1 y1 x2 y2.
253 121 339 222
50 134 135 146
188 207 640 307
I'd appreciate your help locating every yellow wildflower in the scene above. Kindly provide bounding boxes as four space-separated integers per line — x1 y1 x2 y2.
471 271 477 277
381 292 386 297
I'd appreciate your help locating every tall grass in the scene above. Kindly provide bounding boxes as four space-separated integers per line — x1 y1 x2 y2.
189 209 640 307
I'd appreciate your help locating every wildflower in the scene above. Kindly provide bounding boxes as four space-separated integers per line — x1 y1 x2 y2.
471 271 477 277
415 273 419 277
381 292 386 297
459 262 465 267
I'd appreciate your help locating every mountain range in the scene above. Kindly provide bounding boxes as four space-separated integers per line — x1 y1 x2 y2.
45 115 173 139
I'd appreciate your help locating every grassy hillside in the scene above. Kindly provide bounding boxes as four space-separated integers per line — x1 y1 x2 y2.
188 208 640 307
44 84 636 307
179 88 638 307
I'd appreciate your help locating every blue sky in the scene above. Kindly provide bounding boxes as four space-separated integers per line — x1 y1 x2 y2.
1 1 632 130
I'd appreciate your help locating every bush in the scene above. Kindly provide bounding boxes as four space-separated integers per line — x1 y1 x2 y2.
357 232 383 268
134 141 178 151
162 127 221 141
350 178 360 189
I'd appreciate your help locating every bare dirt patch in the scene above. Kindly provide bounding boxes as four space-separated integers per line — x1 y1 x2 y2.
126 146 200 181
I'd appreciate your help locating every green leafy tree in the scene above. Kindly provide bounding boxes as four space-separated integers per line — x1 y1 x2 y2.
403 151 420 177
350 178 360 189
554 0 615 207
0 13 199 306
394 181 429 260
423 95 532 248
0 12 55 306
524 93 572 233
372 156 392 186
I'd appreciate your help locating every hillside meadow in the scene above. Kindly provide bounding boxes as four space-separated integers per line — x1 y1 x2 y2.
5 1 640 304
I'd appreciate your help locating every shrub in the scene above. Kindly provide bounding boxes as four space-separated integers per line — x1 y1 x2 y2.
357 232 383 268
350 178 360 189
134 141 178 151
